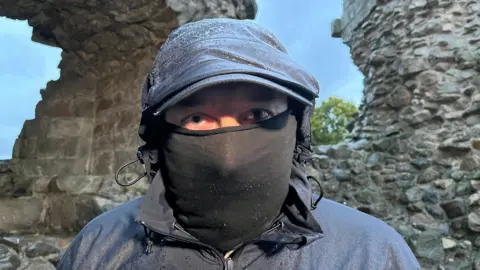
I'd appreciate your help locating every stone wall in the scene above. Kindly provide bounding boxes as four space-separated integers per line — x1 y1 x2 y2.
329 0 480 269
0 0 256 238
2 0 480 268
0 160 22 198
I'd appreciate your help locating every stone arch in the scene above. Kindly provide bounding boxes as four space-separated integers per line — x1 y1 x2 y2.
0 0 256 233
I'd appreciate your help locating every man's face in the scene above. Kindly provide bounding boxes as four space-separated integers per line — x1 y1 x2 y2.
165 83 288 130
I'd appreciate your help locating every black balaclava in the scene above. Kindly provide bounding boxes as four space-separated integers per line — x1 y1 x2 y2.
158 110 297 252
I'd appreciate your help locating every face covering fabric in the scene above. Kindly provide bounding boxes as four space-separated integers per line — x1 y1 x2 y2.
158 111 297 252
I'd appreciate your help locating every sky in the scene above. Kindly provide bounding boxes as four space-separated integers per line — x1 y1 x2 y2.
0 0 364 159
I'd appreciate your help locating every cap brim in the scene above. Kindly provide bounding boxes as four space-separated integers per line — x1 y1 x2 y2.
152 73 313 116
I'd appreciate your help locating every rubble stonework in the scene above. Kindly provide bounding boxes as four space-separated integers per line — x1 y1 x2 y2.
0 235 71 269
328 0 480 269
0 0 256 256
1 0 480 268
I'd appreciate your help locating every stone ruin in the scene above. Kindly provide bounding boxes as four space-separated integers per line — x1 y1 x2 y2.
0 0 479 269
0 0 256 268
323 0 480 269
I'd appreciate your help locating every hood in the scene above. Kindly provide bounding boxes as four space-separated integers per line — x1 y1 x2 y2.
138 18 320 164
131 18 324 252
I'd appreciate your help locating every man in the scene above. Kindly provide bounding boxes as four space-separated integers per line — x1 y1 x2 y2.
57 18 420 269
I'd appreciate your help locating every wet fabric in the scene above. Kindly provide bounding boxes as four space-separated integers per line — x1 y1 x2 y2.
138 18 318 164
56 182 420 269
140 18 320 112
158 111 296 252
56 18 420 269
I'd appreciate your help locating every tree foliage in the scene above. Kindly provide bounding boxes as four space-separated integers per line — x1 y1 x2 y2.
311 97 358 145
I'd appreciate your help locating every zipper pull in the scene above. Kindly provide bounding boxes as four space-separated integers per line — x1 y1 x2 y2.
225 257 234 270
144 226 155 255
145 238 154 255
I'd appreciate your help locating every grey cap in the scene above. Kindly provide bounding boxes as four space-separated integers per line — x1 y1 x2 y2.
141 18 320 116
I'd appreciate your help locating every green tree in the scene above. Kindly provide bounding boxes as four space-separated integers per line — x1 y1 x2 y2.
311 97 358 145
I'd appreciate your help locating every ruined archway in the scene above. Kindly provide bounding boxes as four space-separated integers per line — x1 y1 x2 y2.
0 0 257 234
1 0 480 268
0 18 62 164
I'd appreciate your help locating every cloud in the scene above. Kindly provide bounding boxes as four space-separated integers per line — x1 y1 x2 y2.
0 18 32 38
253 0 364 106
0 18 62 82
0 125 20 160
0 17 61 159
317 60 365 107
326 73 364 107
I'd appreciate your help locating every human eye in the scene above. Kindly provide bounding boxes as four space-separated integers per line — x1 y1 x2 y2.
240 109 273 124
181 113 217 130
183 114 205 125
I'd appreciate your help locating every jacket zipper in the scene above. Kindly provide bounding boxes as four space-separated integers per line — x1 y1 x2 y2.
221 221 283 270
225 257 234 270
174 223 235 270
139 220 283 270
139 220 226 268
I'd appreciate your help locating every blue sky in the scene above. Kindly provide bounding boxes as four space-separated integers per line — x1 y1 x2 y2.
0 0 363 159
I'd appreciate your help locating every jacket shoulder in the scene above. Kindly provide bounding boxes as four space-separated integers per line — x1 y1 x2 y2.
57 197 145 270
311 198 420 269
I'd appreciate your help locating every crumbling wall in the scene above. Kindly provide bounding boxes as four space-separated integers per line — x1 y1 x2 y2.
0 0 256 235
328 0 480 269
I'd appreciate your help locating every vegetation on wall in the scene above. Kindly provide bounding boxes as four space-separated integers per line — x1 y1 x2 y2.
311 97 358 145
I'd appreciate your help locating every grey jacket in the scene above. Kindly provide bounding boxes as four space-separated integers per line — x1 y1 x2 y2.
57 163 419 270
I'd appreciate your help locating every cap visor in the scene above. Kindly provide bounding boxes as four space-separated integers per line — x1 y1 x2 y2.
153 73 312 116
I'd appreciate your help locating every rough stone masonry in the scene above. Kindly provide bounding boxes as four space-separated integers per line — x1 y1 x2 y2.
326 0 480 269
0 0 479 269
0 0 256 268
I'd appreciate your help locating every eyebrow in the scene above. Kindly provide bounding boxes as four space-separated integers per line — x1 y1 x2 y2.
177 85 278 107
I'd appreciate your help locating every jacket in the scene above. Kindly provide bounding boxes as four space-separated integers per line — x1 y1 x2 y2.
57 18 420 269
57 162 419 269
